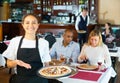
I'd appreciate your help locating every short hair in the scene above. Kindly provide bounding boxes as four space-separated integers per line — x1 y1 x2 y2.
105 22 113 33
63 29 74 35
81 7 88 12
22 13 40 24
87 29 103 46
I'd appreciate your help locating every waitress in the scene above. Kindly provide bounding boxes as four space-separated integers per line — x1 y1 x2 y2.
2 14 51 83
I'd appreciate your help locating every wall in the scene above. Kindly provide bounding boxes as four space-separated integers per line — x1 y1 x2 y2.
98 0 120 25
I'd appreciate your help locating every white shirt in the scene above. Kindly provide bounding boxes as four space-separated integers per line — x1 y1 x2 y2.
0 54 6 66
75 13 90 30
2 36 51 64
78 44 112 68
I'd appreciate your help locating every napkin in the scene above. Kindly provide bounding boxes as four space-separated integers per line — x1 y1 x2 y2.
70 71 102 81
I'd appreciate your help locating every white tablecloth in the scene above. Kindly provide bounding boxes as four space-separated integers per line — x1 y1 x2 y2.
110 47 120 61
58 67 116 83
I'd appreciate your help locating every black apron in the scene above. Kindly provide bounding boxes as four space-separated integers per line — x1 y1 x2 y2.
10 37 48 83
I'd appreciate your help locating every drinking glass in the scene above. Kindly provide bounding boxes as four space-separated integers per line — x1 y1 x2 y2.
60 55 66 64
97 59 102 71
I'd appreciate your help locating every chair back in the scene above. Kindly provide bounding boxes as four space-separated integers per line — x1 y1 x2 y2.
45 35 56 49
0 42 8 54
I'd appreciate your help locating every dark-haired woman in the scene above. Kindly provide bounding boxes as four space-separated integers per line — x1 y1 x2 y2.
2 14 51 83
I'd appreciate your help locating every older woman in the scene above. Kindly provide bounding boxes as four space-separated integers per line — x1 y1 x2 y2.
78 29 112 68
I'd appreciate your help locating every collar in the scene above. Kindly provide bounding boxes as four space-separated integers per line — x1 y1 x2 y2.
61 40 74 47
80 12 88 18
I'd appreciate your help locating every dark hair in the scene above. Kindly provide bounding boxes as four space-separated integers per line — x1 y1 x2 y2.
22 13 40 23
106 22 113 34
63 29 74 35
81 7 88 12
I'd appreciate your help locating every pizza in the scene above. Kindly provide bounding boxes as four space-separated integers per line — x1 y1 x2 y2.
39 66 71 78
77 64 98 70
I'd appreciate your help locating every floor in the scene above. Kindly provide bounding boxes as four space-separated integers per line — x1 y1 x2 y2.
0 59 120 83
0 68 11 83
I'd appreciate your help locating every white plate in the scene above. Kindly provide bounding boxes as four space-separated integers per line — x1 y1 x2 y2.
77 30 86 33
77 64 98 70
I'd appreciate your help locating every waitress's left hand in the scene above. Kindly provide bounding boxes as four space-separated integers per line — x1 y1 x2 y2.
16 60 31 69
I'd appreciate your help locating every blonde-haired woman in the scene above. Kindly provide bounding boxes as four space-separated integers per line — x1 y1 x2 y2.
78 29 111 68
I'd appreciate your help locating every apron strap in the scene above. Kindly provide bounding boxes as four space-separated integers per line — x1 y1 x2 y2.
36 36 38 49
18 37 24 50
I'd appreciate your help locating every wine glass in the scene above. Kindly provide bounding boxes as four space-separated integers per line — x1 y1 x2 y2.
60 55 66 64
4 35 8 41
97 59 102 71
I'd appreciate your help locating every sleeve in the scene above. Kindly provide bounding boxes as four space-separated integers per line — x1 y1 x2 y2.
49 42 57 58
40 40 51 63
0 54 6 67
87 16 90 26
75 16 80 30
103 45 112 68
71 43 80 62
2 38 18 60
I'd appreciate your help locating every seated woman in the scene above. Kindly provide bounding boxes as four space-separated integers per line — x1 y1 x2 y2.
78 29 112 68
102 22 115 43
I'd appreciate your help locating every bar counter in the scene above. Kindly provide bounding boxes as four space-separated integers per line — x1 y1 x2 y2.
1 22 96 41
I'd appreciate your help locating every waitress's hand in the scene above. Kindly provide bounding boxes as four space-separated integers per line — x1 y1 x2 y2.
7 59 31 69
16 60 31 69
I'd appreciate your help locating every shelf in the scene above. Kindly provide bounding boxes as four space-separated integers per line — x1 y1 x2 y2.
9 0 98 23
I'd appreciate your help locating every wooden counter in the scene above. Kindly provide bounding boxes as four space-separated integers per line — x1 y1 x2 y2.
38 23 75 34
0 24 2 41
1 22 96 42
2 22 24 40
38 23 78 41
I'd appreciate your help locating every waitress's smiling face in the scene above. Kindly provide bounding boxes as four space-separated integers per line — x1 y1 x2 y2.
22 15 39 35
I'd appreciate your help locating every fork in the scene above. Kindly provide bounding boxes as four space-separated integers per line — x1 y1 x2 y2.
87 59 91 65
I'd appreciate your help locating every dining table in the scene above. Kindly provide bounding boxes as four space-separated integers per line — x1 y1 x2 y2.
109 47 120 61
109 47 120 70
57 63 116 83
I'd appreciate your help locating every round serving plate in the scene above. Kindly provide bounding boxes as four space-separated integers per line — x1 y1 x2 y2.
38 66 72 79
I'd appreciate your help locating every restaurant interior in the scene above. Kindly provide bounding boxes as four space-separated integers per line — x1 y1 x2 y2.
0 0 120 83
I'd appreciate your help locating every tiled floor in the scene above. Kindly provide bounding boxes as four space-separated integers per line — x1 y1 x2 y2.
0 60 120 83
